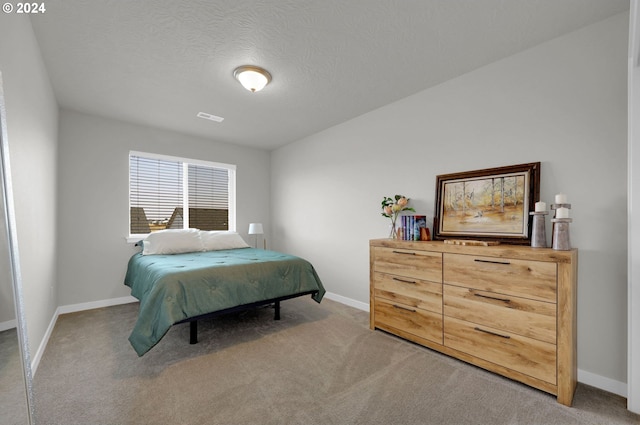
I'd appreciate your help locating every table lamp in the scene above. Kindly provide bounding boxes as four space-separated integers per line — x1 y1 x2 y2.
248 223 264 248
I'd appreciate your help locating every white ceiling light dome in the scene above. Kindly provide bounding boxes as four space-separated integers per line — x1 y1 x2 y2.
233 65 272 92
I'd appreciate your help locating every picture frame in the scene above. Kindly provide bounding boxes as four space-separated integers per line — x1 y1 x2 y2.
433 162 540 244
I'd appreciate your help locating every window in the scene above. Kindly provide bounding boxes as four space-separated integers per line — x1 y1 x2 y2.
129 151 236 236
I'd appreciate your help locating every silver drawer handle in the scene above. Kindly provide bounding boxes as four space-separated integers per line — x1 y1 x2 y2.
393 304 416 313
474 259 511 265
474 327 511 339
474 293 511 303
393 250 416 255
393 277 417 284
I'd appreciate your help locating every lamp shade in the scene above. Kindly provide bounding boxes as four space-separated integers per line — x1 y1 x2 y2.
248 223 263 235
233 65 271 92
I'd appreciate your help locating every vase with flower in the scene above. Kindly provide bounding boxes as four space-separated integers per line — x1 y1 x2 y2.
381 195 415 239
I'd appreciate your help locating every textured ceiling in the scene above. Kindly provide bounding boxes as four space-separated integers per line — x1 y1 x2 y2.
30 0 629 150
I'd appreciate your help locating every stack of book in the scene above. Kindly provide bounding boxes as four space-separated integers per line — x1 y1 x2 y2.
397 215 431 241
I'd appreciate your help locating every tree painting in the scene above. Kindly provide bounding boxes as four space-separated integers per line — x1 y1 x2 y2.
440 172 528 236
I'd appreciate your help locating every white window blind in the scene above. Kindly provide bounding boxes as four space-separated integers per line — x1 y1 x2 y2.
129 152 236 235
188 164 229 231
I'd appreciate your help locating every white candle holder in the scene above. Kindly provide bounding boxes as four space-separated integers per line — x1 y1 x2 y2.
530 211 548 248
550 204 572 250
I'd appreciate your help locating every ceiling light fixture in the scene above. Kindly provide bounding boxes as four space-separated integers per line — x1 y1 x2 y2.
233 65 272 92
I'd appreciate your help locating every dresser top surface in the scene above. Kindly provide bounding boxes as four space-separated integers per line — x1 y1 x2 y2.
370 239 577 263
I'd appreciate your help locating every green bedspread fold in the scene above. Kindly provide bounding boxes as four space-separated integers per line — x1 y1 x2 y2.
124 248 325 356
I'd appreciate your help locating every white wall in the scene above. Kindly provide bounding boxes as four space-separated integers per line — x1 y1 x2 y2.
272 14 629 391
56 110 271 305
0 15 59 357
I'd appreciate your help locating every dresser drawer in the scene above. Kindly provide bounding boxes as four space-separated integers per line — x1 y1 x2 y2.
375 298 443 344
373 247 442 282
444 284 556 344
374 272 442 314
444 316 556 384
443 253 557 303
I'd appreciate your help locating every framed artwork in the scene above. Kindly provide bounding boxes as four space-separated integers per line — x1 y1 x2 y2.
433 162 540 244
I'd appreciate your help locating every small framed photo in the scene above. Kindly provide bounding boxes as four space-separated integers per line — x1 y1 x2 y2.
433 162 540 244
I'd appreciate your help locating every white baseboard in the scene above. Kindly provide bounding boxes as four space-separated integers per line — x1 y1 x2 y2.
31 308 58 375
32 296 138 375
57 295 138 315
0 319 16 332
324 291 369 312
578 368 627 398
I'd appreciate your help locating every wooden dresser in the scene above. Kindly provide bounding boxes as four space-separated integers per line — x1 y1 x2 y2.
369 239 578 406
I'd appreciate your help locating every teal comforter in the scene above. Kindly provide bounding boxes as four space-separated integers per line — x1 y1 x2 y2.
124 248 325 356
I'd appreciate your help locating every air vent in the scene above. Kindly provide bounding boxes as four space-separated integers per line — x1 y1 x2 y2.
197 112 224 122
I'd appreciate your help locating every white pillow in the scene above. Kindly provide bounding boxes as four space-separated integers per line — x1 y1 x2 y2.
200 231 250 251
142 229 204 255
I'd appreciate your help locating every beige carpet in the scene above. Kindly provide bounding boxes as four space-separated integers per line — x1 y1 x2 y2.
33 297 639 425
0 328 30 425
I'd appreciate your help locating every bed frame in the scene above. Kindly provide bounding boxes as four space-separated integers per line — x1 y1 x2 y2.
176 290 319 344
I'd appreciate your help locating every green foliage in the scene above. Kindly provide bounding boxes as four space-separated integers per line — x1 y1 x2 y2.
381 195 415 218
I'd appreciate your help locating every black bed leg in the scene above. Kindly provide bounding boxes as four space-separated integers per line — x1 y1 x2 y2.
274 301 280 320
190 320 198 344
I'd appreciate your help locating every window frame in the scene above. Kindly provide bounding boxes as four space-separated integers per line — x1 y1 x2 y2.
127 150 236 242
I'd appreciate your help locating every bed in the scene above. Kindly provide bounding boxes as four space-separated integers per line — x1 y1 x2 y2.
124 230 325 356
